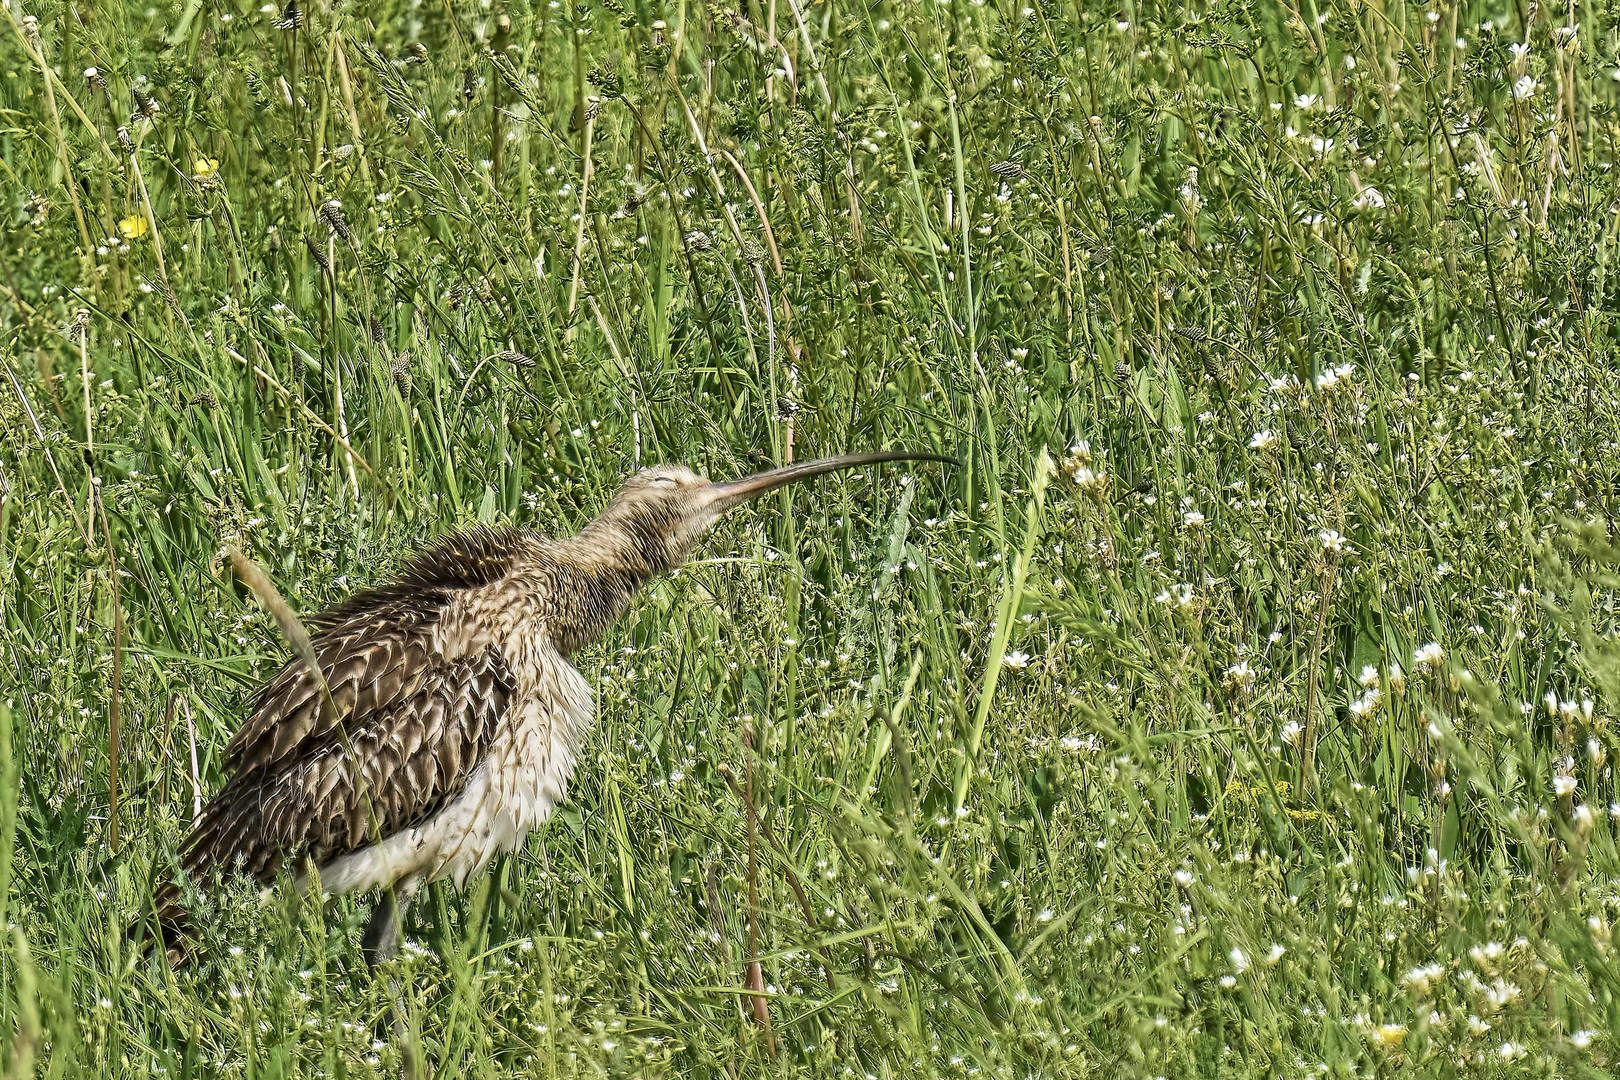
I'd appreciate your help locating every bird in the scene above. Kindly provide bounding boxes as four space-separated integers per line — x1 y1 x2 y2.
141 450 950 966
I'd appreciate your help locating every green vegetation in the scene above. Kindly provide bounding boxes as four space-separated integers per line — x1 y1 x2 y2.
6 0 1620 1075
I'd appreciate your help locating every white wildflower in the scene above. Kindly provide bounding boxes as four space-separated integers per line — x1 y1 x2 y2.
1314 362 1356 390
1469 941 1505 970
1353 186 1386 210
1349 688 1383 718
1319 529 1349 554
1403 964 1445 995
1071 466 1109 500
1223 661 1256 694
1179 167 1201 212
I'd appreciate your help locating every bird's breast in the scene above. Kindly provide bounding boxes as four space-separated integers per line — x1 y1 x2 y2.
309 631 595 897
423 639 593 889
496 646 595 828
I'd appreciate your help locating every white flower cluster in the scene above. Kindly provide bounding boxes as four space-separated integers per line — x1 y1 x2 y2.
1315 363 1356 391
1414 642 1445 670
1063 440 1109 501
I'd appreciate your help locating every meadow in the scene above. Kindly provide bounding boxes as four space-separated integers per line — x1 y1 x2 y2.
5 0 1620 1074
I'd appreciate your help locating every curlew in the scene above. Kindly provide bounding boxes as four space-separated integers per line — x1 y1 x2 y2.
143 451 949 965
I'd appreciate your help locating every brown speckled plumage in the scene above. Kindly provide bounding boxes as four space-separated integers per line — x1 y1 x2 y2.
143 452 949 964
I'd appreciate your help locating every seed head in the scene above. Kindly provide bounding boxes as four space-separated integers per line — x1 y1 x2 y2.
586 61 623 99
60 309 91 341
390 359 413 398
143 274 178 310
319 199 351 240
494 348 535 370
244 69 269 107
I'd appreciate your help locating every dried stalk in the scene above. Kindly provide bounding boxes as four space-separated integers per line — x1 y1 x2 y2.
719 763 837 993
738 719 775 1056
96 489 125 851
566 111 595 323
1299 552 1341 796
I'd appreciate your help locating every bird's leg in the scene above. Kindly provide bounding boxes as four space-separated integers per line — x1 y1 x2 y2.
362 886 410 970
365 885 419 1046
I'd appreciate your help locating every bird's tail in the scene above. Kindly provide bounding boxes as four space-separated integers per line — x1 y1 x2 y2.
128 881 197 965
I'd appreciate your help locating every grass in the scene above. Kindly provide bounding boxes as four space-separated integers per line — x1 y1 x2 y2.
4 0 1620 1074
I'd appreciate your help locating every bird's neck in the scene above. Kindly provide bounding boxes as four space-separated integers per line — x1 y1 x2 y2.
544 524 666 653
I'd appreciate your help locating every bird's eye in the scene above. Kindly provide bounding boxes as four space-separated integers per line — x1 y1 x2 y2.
651 476 679 489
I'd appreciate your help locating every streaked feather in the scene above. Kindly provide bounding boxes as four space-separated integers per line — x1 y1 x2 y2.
224 526 533 777
184 645 513 883
188 526 540 887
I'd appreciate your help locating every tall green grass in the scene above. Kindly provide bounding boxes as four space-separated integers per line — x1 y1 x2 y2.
5 0 1620 1075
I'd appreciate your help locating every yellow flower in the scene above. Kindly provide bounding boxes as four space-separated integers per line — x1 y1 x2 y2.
193 157 220 180
1372 1024 1407 1048
117 214 148 240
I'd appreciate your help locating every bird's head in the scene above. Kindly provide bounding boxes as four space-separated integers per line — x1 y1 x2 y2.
582 451 953 578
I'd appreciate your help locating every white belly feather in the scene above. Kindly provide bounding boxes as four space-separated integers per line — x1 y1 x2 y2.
308 641 593 898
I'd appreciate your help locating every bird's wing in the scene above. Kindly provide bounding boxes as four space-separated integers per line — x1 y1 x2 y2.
183 645 514 883
185 525 536 884
222 525 534 777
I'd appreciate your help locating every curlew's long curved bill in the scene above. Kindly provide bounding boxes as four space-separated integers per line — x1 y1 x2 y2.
705 451 954 509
